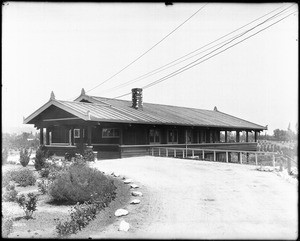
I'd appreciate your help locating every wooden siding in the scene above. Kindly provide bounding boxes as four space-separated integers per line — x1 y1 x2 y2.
44 145 76 156
121 146 150 158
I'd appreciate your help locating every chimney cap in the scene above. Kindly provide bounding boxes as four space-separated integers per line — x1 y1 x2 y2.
131 88 143 92
131 88 143 110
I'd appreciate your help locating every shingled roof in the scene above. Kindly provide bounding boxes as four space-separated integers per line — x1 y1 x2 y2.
24 92 266 130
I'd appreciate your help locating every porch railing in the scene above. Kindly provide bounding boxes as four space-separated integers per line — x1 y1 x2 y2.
150 147 297 174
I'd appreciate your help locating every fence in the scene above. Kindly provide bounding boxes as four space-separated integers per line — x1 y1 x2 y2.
150 147 297 175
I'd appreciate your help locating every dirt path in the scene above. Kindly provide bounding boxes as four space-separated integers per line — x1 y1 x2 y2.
90 156 298 239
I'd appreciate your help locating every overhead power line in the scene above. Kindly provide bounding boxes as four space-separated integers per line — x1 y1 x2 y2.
114 9 297 99
84 4 207 95
102 4 292 94
141 10 297 90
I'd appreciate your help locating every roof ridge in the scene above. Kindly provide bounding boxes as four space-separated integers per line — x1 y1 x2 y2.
58 99 111 107
88 95 212 111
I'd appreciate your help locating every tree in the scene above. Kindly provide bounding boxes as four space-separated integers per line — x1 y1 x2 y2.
2 132 39 151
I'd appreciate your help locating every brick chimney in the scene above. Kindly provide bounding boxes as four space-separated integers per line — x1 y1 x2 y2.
132 88 143 110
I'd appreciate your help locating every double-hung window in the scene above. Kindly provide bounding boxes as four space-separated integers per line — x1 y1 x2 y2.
167 129 178 144
149 129 160 144
186 129 192 144
102 128 120 138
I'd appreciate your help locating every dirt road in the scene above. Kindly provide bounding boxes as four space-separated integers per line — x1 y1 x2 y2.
91 156 298 239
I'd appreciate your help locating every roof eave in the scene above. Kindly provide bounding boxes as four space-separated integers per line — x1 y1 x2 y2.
23 99 89 125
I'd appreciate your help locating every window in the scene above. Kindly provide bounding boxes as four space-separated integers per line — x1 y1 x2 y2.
102 128 120 138
167 129 178 144
186 130 192 144
74 129 80 138
149 129 160 144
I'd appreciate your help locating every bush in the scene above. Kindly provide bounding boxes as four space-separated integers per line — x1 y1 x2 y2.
2 148 8 165
40 158 68 180
7 160 19 165
16 192 38 219
2 216 13 237
56 202 98 236
48 161 116 204
73 144 95 162
65 151 76 162
37 179 50 194
35 145 49 171
39 168 50 178
83 149 95 162
2 170 16 187
12 168 36 187
2 183 18 202
19 148 32 167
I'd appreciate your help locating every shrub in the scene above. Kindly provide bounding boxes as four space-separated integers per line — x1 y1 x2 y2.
39 168 50 178
2 216 13 237
73 144 95 162
19 148 32 167
37 179 50 194
40 158 68 180
64 151 76 162
2 170 16 187
2 183 18 202
83 149 95 162
48 161 116 204
72 154 87 166
56 202 98 236
12 168 36 187
2 148 9 165
16 192 38 219
34 145 49 171
7 160 18 165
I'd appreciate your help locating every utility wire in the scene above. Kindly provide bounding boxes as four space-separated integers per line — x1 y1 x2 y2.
84 4 207 95
102 4 292 94
141 10 297 90
114 10 297 98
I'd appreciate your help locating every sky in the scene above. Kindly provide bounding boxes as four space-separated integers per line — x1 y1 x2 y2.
2 2 298 135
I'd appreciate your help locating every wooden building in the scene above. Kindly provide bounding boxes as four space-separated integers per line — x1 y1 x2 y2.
23 88 267 159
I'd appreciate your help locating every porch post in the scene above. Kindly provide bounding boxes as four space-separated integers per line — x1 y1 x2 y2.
225 131 227 143
246 131 249 142
40 127 44 145
255 153 258 165
87 126 92 146
71 127 74 146
254 131 258 142
80 128 84 145
120 127 123 145
236 130 240 142
46 128 50 145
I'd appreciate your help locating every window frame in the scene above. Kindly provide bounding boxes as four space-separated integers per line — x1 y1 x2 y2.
74 128 80 138
167 129 178 144
186 129 192 144
102 128 120 138
149 129 161 144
